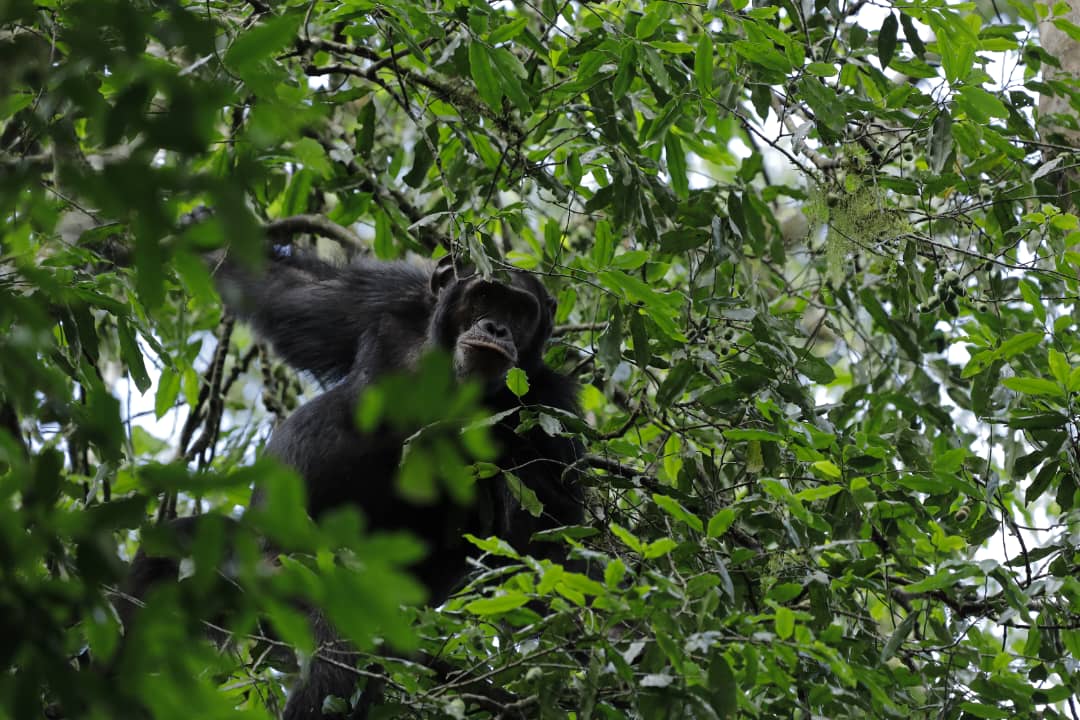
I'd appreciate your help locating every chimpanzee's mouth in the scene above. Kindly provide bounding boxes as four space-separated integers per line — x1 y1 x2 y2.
461 339 516 361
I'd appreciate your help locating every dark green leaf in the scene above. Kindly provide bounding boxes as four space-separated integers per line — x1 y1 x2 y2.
469 42 502 110
880 611 918 661
900 13 926 58
695 33 713 94
224 14 302 71
664 132 688 200
878 13 898 68
117 320 151 393
656 361 695 407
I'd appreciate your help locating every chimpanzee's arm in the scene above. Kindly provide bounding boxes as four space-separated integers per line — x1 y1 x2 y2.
213 249 434 385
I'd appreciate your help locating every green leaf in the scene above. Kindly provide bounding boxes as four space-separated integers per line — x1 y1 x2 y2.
636 7 664 39
929 11 978 82
592 219 615 267
707 653 737 717
707 508 736 538
798 77 844 133
905 567 978 593
224 14 302 71
896 475 955 494
488 16 527 44
118 320 151 393
733 40 791 74
955 86 1008 123
774 606 795 639
795 485 842 502
600 270 688 341
464 592 530 615
653 493 704 532
374 207 394 259
962 350 996 379
900 13 926 58
812 460 842 478
1019 462 1054 500
610 250 649 271
723 428 784 442
656 361 695 407
356 100 376 158
644 537 678 559
1048 349 1069 385
1019 279 1045 323
266 600 315 655
613 43 637 100
292 137 332 179
604 558 626 587
403 123 438 189
278 168 314 217
489 46 531 112
695 33 713 94
1052 17 1080 41
504 472 543 517
560 571 605 597
659 228 709 253
464 534 520 558
996 331 1043 359
506 367 530 397
469 42 501 110
1003 376 1064 398
932 447 968 473
929 110 953 174
651 41 694 53
878 13 898 68
796 354 836 384
610 522 643 553
664 132 689 200
806 62 838 77
154 367 181 419
663 434 682 485
957 703 1011 719
880 611 918 661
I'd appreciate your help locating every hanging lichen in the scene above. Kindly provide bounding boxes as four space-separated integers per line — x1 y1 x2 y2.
805 175 908 285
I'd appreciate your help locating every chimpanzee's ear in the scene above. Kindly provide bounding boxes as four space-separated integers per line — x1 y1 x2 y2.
530 277 558 318
430 255 457 294
430 255 479 293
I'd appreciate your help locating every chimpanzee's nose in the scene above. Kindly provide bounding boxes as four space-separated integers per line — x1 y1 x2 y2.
479 318 512 341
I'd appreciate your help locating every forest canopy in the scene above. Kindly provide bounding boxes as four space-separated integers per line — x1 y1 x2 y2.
1 0 1079 718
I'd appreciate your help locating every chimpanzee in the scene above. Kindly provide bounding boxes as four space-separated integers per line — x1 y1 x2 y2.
211 247 586 718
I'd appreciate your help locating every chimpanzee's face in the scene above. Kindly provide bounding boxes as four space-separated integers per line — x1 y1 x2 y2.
428 257 556 388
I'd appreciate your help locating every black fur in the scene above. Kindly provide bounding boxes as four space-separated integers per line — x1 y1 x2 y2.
214 249 585 719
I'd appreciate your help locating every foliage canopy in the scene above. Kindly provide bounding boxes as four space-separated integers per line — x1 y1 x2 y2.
1 0 1079 718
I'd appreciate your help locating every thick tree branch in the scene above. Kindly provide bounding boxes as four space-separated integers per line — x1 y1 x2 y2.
265 214 365 252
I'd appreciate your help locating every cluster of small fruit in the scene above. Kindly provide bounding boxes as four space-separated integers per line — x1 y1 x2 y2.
917 270 990 316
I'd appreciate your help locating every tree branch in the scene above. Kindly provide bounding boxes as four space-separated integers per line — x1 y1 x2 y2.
265 214 366 252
